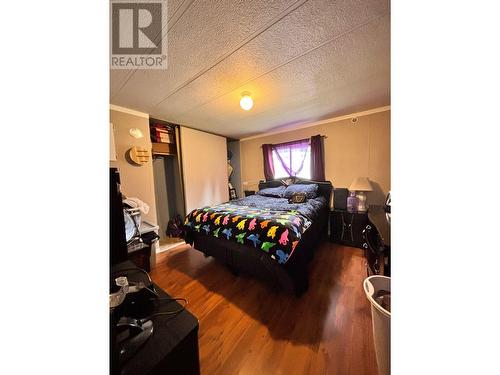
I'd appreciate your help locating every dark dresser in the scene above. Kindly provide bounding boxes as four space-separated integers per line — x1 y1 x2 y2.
111 261 200 375
363 205 391 276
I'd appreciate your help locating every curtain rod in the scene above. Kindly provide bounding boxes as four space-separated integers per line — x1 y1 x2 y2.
259 135 327 148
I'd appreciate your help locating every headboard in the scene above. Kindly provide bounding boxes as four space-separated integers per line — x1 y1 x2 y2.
258 178 333 203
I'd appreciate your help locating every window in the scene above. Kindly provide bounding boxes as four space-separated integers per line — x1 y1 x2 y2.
262 135 324 182
271 139 311 179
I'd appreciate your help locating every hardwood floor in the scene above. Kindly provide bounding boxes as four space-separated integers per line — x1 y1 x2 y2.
150 241 378 375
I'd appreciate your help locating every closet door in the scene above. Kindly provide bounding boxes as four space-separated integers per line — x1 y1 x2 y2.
180 127 229 213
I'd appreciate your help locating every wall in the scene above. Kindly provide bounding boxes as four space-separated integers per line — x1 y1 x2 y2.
227 140 242 198
240 110 390 205
180 127 229 212
110 109 158 224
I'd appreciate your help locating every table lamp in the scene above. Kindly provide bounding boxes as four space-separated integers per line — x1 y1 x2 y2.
349 177 373 212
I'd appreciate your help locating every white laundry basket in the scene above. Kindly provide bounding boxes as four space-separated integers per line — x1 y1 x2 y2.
364 275 391 375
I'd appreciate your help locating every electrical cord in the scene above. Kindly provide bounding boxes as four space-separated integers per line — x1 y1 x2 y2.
111 267 153 283
111 267 159 297
139 298 188 324
112 266 152 283
111 266 188 323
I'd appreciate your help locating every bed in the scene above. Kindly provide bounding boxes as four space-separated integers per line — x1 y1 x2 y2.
183 178 333 295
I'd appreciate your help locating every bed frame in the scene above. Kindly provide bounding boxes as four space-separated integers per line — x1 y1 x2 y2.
186 178 333 296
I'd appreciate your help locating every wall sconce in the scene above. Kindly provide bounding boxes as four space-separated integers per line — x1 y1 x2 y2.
129 128 144 139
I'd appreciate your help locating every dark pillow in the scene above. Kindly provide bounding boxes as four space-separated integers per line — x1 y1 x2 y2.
283 184 319 199
256 186 286 197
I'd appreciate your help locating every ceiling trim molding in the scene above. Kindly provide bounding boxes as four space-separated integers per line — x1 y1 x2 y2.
179 124 228 140
239 106 390 142
110 104 149 119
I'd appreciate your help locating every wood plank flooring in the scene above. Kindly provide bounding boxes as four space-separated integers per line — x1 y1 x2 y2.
150 241 378 375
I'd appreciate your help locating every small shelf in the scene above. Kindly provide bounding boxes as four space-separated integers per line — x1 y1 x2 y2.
152 142 176 155
150 117 178 155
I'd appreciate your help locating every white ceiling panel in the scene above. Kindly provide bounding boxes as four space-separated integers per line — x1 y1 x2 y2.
110 0 390 139
111 0 299 107
149 0 389 119
169 13 390 137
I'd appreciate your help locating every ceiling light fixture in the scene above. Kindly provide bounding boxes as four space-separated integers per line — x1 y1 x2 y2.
240 92 253 111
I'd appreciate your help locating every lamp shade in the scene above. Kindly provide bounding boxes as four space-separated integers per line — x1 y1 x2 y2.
349 177 373 192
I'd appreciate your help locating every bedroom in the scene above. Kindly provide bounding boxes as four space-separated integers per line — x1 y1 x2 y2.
4 1 499 375
109 0 390 374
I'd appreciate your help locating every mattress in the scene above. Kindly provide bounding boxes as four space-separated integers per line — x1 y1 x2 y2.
184 195 327 265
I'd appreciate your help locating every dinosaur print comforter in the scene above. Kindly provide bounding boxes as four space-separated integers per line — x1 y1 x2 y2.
184 195 326 265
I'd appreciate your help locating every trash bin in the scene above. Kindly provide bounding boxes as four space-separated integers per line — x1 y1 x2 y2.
364 275 391 375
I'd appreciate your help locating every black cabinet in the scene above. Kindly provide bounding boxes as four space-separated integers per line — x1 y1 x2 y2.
329 210 369 248
363 205 391 276
111 261 200 375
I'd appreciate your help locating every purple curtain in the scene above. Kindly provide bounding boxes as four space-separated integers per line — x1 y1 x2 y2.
262 144 275 180
310 135 325 181
273 139 310 177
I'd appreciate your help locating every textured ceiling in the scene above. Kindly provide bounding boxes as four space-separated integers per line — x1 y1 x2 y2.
110 0 390 139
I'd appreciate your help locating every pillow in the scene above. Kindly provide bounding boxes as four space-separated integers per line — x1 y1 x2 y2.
283 184 319 199
256 186 286 197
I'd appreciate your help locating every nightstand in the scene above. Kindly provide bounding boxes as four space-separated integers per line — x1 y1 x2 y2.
329 209 369 249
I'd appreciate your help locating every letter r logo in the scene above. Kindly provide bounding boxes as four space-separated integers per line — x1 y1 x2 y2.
112 2 162 54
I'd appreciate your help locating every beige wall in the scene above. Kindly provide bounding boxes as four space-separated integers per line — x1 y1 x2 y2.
180 127 229 212
240 110 390 205
110 110 158 224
